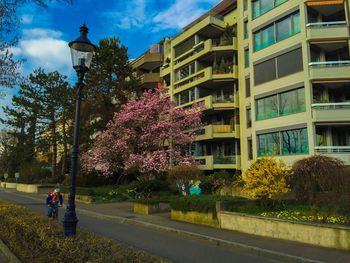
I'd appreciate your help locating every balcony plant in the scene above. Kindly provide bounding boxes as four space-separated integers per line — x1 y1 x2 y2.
220 23 236 46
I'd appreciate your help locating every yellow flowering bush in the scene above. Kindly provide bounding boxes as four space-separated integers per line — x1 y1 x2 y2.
242 157 291 204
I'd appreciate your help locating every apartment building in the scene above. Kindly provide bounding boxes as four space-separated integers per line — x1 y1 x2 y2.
238 0 350 171
132 0 350 172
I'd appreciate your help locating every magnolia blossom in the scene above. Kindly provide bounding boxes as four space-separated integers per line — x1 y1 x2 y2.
82 87 202 177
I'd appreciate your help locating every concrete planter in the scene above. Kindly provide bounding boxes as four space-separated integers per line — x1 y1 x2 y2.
0 182 17 189
16 184 54 194
219 211 350 250
61 193 93 204
133 202 170 215
171 210 219 228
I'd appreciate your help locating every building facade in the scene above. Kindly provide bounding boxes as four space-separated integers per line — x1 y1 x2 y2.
132 0 350 172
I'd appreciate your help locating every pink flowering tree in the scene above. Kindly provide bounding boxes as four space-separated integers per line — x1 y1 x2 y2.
82 87 203 178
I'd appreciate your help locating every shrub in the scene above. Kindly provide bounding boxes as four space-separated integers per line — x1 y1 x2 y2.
242 157 291 206
129 179 170 198
169 195 246 217
0 199 166 263
60 186 94 196
62 172 107 187
200 170 233 194
291 155 350 208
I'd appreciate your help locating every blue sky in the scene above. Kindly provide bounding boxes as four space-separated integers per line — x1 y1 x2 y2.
0 0 220 127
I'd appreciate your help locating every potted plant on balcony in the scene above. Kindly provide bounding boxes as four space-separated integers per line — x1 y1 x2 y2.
220 23 236 46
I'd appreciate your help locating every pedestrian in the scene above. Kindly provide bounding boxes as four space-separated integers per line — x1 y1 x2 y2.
46 187 63 218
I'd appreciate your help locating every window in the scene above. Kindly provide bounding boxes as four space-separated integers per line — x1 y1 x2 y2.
281 128 308 155
244 0 248 11
256 94 278 120
253 11 300 52
256 87 305 120
175 62 195 81
254 58 276 85
245 78 251 97
247 139 253 160
244 49 250 68
252 0 287 19
276 48 303 78
254 48 303 85
244 21 249 39
247 108 252 128
279 88 305 116
258 127 308 156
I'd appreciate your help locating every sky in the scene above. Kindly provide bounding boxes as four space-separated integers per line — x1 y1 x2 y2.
0 0 220 128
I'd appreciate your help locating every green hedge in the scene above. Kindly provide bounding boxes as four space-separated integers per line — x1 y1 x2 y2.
60 186 94 196
0 199 166 263
170 195 246 217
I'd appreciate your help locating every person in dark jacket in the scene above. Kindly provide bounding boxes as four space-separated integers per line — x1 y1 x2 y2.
46 188 63 218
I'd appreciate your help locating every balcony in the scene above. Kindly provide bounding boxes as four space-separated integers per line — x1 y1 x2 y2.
312 102 350 122
174 66 238 93
196 124 239 141
172 15 226 47
131 53 163 71
314 146 350 164
174 38 238 69
195 155 241 170
176 95 237 110
306 21 349 40
139 73 161 89
309 61 350 79
160 62 171 77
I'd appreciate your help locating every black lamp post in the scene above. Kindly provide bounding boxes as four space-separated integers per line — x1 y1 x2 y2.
63 23 96 236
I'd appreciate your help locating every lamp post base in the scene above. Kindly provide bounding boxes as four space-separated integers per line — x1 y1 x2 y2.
63 211 79 236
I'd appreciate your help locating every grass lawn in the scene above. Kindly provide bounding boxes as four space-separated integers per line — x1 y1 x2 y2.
230 203 350 226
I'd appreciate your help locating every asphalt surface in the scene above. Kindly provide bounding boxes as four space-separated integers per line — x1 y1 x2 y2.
0 188 280 263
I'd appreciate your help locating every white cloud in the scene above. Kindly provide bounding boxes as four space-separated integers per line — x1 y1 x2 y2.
152 0 217 31
104 0 146 30
14 28 73 77
104 0 218 32
22 28 63 39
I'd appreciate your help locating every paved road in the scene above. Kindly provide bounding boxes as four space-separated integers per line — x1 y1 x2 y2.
0 189 281 263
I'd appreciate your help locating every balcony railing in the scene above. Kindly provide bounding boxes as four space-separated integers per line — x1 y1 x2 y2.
212 124 233 133
306 21 347 28
315 146 350 153
312 102 350 110
212 95 234 103
309 61 350 67
213 155 236 164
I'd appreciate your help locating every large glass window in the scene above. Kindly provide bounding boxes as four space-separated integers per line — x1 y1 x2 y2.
279 88 305 116
258 128 308 156
281 128 309 155
253 10 300 52
252 0 288 19
254 48 303 85
256 94 278 120
256 88 305 120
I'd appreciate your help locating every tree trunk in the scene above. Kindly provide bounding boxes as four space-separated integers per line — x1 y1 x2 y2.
51 119 57 179
61 114 67 177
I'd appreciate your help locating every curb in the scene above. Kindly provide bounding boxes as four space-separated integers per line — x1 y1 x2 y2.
0 239 21 263
77 208 324 263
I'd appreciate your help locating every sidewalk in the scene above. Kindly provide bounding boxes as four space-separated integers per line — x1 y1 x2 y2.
5 190 350 263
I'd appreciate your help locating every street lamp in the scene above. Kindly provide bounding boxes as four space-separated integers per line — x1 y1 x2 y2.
63 23 96 236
